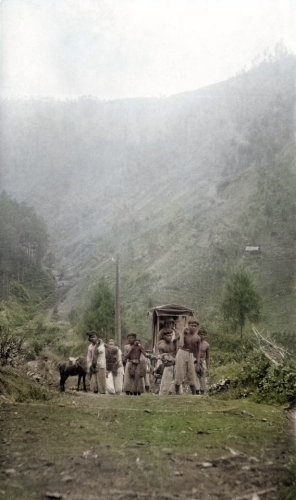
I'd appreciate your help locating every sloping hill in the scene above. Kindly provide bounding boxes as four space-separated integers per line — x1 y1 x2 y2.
1 55 296 335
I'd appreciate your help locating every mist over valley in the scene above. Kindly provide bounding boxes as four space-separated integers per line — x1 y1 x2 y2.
1 55 296 335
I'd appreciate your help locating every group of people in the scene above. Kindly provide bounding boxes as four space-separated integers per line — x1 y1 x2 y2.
85 316 210 396
157 317 210 395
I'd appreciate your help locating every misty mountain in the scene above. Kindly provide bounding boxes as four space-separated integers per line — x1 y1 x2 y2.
1 55 296 335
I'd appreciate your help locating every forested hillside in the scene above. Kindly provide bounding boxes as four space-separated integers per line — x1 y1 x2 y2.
0 193 50 298
1 54 295 337
0 193 58 358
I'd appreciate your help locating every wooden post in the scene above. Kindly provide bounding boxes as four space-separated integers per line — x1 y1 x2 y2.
115 253 121 348
155 316 160 353
152 318 156 353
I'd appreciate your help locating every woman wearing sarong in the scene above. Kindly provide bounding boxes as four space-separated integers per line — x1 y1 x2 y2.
123 335 146 395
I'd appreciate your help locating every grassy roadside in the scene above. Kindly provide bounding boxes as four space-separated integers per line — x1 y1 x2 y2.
0 392 295 500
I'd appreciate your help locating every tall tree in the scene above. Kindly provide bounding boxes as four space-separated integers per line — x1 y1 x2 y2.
222 269 261 338
82 279 115 339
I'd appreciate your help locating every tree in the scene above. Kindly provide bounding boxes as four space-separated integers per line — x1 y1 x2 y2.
222 269 261 338
82 279 115 339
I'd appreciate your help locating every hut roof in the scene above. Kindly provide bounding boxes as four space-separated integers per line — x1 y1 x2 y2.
245 246 261 252
151 304 195 320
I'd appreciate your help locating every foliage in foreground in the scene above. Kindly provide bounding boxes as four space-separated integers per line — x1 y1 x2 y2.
210 326 296 405
0 324 25 367
234 352 296 404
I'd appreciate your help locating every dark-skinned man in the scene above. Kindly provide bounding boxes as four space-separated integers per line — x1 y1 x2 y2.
196 327 210 395
123 333 146 395
174 317 200 395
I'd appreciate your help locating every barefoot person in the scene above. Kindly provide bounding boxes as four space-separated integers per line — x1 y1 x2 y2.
86 332 98 393
86 332 106 394
158 328 177 396
125 339 146 395
105 339 124 395
174 317 201 395
196 327 210 395
123 333 141 395
144 354 152 393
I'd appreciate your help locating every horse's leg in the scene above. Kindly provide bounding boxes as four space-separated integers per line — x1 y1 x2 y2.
77 374 81 391
82 374 87 392
60 373 67 392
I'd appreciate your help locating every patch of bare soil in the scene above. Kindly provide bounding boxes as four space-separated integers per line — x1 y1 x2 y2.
0 394 294 500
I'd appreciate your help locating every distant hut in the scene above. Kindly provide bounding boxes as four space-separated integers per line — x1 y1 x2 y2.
244 245 261 255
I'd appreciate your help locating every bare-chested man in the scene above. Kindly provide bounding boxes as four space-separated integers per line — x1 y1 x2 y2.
196 327 210 395
175 317 201 395
159 317 176 341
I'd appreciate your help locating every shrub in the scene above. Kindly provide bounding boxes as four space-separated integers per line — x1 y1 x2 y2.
259 362 296 404
235 351 296 404
236 352 270 386
0 325 25 367
270 330 296 354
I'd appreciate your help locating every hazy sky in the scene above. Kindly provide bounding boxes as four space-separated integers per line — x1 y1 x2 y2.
1 0 295 99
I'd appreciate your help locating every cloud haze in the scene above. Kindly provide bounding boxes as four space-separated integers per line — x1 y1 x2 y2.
1 0 295 99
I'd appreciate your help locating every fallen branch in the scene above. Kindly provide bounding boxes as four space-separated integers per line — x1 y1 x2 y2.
252 327 289 366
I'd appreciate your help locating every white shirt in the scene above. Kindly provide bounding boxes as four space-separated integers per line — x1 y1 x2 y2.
117 348 124 375
96 343 106 369
86 342 106 370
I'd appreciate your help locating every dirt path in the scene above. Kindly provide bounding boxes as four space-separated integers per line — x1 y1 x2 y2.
0 393 295 500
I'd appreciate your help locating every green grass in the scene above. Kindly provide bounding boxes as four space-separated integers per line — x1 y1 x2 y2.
0 366 52 403
0 392 295 499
